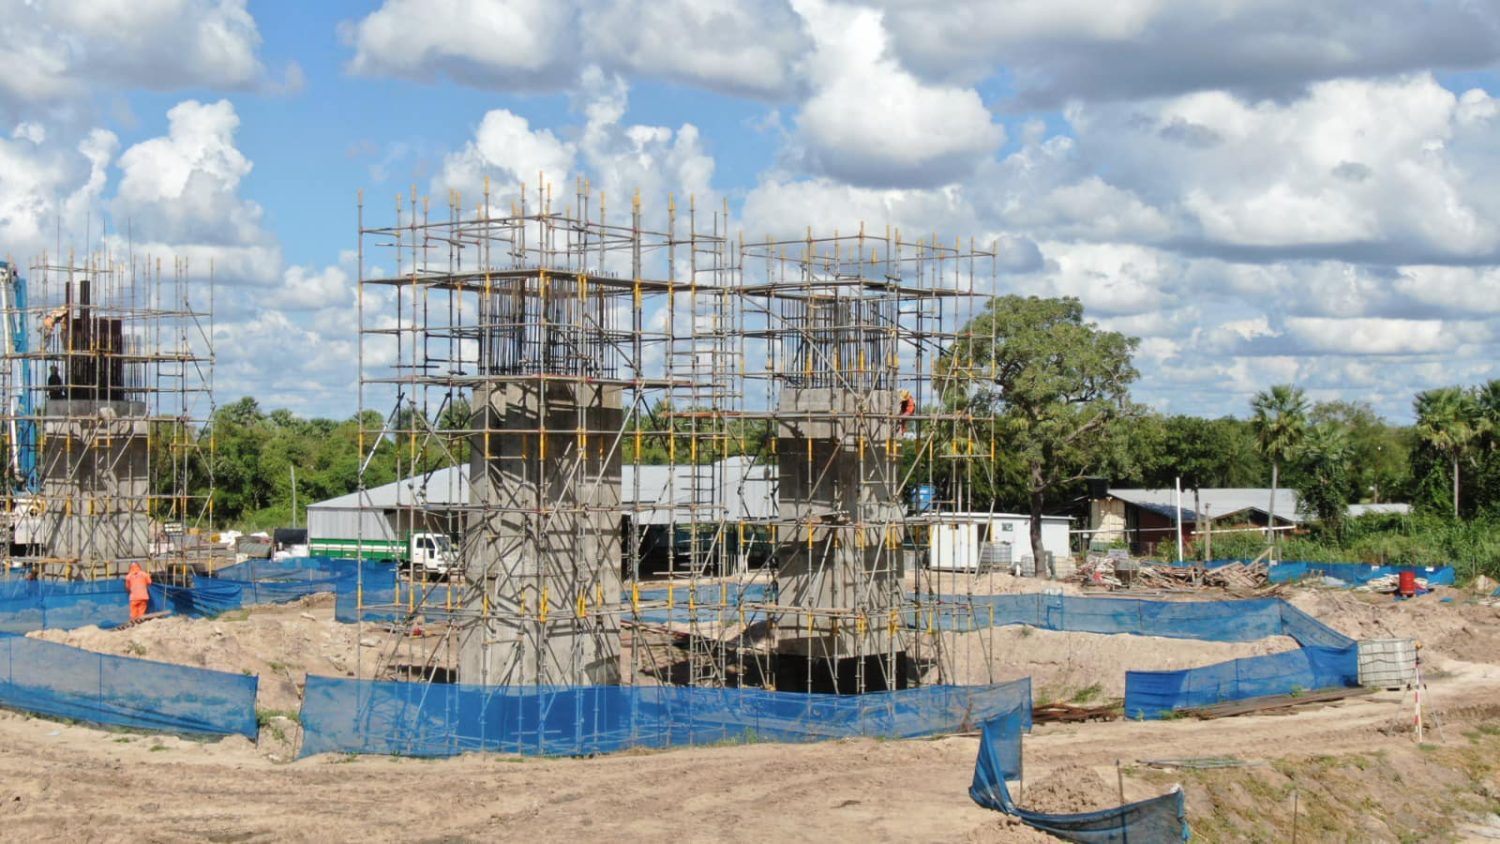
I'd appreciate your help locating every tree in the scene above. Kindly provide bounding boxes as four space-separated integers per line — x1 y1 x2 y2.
939 296 1139 568
1414 386 1479 518
1295 422 1354 536
1250 384 1308 555
1308 400 1410 504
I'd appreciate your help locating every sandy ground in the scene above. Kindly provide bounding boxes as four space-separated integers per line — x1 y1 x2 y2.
27 595 386 714
937 626 1300 696
2 582 1498 841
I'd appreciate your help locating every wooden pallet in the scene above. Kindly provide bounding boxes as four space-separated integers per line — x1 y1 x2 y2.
1033 701 1122 723
1179 685 1375 720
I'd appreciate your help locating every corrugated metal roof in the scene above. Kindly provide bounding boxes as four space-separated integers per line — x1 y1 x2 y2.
308 465 469 511
1107 488 1304 523
1347 503 1412 517
307 458 776 524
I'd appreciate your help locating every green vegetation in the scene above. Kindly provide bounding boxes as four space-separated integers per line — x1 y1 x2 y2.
256 707 302 744
937 295 1141 564
1069 683 1103 704
1251 383 1309 553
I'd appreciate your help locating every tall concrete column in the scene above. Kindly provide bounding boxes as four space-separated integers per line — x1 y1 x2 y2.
458 381 623 686
35 399 151 572
773 386 907 693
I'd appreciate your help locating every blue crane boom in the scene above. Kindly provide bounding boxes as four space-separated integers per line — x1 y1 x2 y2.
0 260 37 492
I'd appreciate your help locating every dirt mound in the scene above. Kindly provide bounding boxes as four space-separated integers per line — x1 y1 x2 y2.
937 627 1301 699
1019 765 1116 814
27 596 378 713
1287 588 1500 666
964 816 1063 842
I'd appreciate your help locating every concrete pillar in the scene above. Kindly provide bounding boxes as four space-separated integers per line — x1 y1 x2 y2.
458 381 623 686
773 386 907 693
34 399 151 569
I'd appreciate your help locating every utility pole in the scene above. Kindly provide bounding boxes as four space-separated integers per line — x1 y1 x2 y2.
1174 476 1184 565
1203 504 1213 562
290 465 298 529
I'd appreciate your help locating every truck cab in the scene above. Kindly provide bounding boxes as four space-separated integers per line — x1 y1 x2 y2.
408 532 456 577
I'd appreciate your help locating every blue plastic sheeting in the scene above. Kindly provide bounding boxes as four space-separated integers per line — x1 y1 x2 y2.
0 632 258 737
1124 644 1359 720
298 674 1032 758
211 557 365 607
0 557 394 634
909 594 1353 649
630 583 769 625
149 580 244 618
1264 561 1455 587
332 565 416 623
970 710 1190 843
1174 559 1458 587
0 578 134 632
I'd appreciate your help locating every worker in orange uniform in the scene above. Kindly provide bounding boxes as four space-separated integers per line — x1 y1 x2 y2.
898 389 917 435
125 562 152 622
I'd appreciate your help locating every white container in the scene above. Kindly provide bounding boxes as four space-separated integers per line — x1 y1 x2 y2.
1358 638 1417 688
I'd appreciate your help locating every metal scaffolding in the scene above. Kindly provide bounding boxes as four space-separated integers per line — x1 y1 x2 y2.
0 252 215 580
355 180 1005 696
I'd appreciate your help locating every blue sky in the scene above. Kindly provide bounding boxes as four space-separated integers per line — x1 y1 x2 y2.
2 0 1499 422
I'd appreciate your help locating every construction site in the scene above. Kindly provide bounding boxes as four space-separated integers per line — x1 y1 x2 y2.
1 189 1500 842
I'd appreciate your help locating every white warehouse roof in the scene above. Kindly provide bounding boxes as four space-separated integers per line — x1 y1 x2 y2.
307 456 776 526
1108 488 1304 524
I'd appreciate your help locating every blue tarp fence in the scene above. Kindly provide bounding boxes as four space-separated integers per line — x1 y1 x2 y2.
970 707 1190 842
1167 559 1457 587
216 557 398 615
333 565 467 624
298 674 1032 758
0 557 402 634
910 594 1357 718
1265 561 1455 586
906 593 1354 648
0 631 257 737
1124 644 1360 720
0 578 134 632
630 583 769 625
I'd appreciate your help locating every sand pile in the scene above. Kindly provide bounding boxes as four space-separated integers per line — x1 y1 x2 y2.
936 626 1301 698
1288 588 1500 666
28 596 380 712
1019 765 1116 814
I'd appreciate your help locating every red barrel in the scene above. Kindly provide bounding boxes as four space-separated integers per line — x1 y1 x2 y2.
1398 570 1417 597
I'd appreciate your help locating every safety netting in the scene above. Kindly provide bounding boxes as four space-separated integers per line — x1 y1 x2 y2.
1172 559 1457 587
297 674 1032 758
1265 561 1455 587
0 631 258 737
970 707 1190 842
629 582 769 625
910 594 1357 719
0 578 135 632
906 593 1353 648
213 557 395 612
333 565 466 624
1124 644 1359 720
0 557 402 634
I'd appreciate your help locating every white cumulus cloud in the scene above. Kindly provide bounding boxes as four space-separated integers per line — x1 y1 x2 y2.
0 0 264 109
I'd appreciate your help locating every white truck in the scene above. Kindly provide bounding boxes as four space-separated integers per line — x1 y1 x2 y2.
308 531 457 577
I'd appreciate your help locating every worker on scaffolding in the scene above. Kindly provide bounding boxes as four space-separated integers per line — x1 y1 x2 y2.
898 389 917 437
46 365 64 400
124 562 151 622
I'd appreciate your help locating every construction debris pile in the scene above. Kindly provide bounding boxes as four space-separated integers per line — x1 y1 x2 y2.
1076 552 1272 594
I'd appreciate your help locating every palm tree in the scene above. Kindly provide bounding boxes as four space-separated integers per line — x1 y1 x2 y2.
1250 384 1309 555
1414 386 1480 518
1475 379 1500 452
1296 421 1354 533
